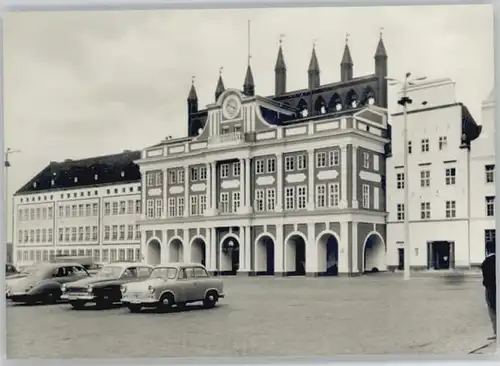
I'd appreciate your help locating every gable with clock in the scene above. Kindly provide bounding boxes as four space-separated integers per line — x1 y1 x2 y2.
222 93 242 121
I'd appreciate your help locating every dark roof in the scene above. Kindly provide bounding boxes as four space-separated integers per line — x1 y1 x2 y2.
16 150 141 195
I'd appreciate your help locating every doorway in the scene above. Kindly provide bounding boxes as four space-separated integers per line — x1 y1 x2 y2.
397 248 404 270
427 241 454 270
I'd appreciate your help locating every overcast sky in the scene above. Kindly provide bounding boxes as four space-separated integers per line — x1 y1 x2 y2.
3 4 493 238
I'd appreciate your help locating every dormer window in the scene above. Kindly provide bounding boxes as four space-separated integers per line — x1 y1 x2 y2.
221 127 229 135
94 174 98 180
368 96 375 105
197 128 203 135
300 108 309 117
351 100 358 108
234 125 242 133
33 182 37 188
74 177 78 183
121 171 125 177
51 179 55 186
320 106 326 114
335 103 342 111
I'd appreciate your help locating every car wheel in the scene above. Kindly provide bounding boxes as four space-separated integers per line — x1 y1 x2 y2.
127 304 142 313
157 293 175 312
70 300 86 310
203 291 218 308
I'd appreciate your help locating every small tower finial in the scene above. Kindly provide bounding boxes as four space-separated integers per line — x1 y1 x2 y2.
379 27 384 39
191 76 195 85
313 38 317 50
247 20 252 67
279 33 285 46
345 33 350 44
219 66 224 77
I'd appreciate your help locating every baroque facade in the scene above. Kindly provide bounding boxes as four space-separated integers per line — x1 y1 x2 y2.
137 36 390 276
12 150 143 266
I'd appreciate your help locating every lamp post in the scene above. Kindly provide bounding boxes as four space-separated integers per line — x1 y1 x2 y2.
386 73 426 281
4 148 21 263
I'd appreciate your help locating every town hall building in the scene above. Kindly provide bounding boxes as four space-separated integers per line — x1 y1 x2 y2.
136 35 391 276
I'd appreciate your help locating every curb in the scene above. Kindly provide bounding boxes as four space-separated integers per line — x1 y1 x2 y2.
469 341 496 354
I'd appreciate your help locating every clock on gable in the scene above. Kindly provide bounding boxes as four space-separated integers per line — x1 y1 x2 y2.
222 94 241 120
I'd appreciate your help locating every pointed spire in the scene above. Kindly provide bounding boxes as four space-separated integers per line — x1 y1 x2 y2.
275 34 286 71
375 27 387 58
215 67 225 102
308 41 320 72
188 76 198 101
243 63 255 96
341 33 353 65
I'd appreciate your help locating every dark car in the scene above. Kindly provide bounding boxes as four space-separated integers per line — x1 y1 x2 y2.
6 263 20 278
61 262 154 309
6 262 90 305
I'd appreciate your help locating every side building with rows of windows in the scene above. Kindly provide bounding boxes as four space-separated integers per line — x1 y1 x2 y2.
386 78 482 271
13 150 143 266
137 36 391 276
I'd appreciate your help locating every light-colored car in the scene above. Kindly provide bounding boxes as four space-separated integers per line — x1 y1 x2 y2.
120 262 225 313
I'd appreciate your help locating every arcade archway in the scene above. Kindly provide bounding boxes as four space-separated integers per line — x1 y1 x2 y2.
169 238 184 263
363 232 386 273
147 239 161 266
221 236 240 275
317 232 339 276
255 234 275 275
191 237 207 266
285 233 306 276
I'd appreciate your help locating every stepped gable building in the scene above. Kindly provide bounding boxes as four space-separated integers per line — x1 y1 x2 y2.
13 150 143 266
137 34 391 277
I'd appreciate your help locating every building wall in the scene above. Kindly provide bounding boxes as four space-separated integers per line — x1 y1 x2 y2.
14 182 142 265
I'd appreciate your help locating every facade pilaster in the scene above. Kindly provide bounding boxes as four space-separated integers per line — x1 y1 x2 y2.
210 227 217 273
162 168 168 218
205 162 211 216
184 166 189 217
244 158 252 213
351 221 359 274
275 153 283 212
183 228 190 262
339 222 349 273
339 145 348 209
162 229 169 264
307 149 315 211
274 223 284 274
140 171 147 220
305 222 318 274
352 145 359 209
211 162 217 215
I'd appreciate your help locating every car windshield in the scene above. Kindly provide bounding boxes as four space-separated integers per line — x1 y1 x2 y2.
95 266 123 278
150 267 177 279
24 265 52 279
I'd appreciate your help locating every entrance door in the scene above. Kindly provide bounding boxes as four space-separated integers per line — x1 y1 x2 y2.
428 241 452 270
397 248 404 270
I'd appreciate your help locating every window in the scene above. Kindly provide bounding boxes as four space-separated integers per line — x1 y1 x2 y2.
85 226 91 241
154 199 163 218
71 227 77 241
485 229 496 248
119 201 126 215
199 195 207 215
135 224 141 240
168 197 176 217
102 249 109 262
420 202 431 219
92 226 98 241
177 169 184 184
199 166 207 180
58 206 64 217
266 189 276 211
297 155 307 170
119 225 125 240
190 196 198 216
92 203 98 216
146 199 154 218
328 150 340 167
486 196 495 217
438 136 447 150
127 200 134 214
65 205 70 217
285 187 295 210
127 225 133 240
64 228 70 241
78 227 84 241
363 153 370 169
112 225 118 240
256 160 265 174
177 197 185 216
297 186 307 210
104 202 110 215
373 187 380 210
396 173 404 189
41 229 46 242
445 200 456 218
485 164 495 183
220 192 229 213
362 184 370 209
110 249 117 261
135 200 141 214
285 156 295 172
135 248 141 261
112 202 118 215
445 168 456 185
58 228 64 241
146 172 155 187
36 208 41 220
397 204 405 221
421 138 429 152
190 167 199 182
220 164 229 178
155 171 162 186
316 152 327 168
232 192 240 213
267 158 276 173
48 207 53 219
71 205 77 217
48 228 53 242
329 183 340 208
93 249 101 262
42 207 47 220
373 155 380 171
420 170 430 188
255 189 265 212
233 162 240 177
169 170 177 184
316 184 326 208
78 204 84 217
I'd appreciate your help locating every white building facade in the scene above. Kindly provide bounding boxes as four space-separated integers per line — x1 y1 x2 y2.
470 89 495 265
386 78 482 271
13 151 143 266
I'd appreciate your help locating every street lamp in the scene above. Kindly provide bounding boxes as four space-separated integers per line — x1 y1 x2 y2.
386 73 426 281
4 148 21 263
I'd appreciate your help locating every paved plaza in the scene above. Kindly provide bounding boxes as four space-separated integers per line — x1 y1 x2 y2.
6 274 497 358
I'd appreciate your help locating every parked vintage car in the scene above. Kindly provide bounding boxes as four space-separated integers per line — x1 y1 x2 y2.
6 263 20 278
6 262 90 304
120 262 225 313
61 262 154 309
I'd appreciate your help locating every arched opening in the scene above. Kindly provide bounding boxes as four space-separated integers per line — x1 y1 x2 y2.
189 119 204 137
169 238 184 263
221 236 240 275
363 233 386 273
327 93 342 113
345 89 359 109
317 232 339 276
296 99 309 118
147 239 161 266
285 234 306 276
314 96 327 115
362 86 376 106
255 235 275 275
191 238 207 266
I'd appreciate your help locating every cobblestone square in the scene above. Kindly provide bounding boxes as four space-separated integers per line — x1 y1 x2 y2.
6 275 496 358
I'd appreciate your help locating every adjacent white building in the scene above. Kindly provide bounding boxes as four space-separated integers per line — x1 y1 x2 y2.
470 89 495 265
13 151 143 266
386 78 482 271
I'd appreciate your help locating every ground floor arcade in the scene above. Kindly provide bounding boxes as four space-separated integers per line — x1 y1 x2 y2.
141 217 387 276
